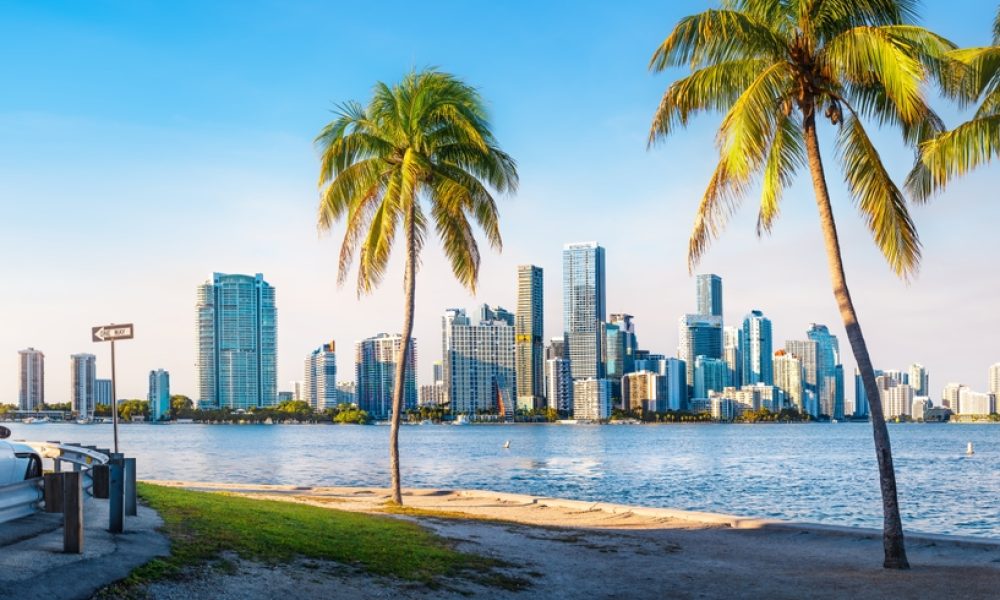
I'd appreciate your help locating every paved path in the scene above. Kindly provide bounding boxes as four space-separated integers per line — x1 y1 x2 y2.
0 497 169 600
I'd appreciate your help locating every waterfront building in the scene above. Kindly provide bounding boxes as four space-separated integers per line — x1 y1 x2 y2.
602 322 625 407
853 367 886 418
336 381 356 406
196 272 277 409
990 363 1000 397
432 360 444 385
785 340 818 416
807 324 843 419
572 378 612 420
773 350 804 413
711 396 739 420
442 308 516 414
304 342 338 411
622 370 665 413
609 314 638 375
882 369 907 386
545 357 573 413
95 379 112 407
546 337 565 360
693 356 727 400
723 327 741 387
911 397 933 421
678 314 723 393
148 369 170 421
18 348 44 411
515 264 545 411
633 355 686 411
908 363 929 397
277 391 293 402
480 304 514 326
418 381 446 407
355 333 417 419
70 353 97 418
957 388 995 416
696 273 723 317
740 310 773 386
942 382 964 412
878 376 913 419
291 380 304 401
563 242 606 381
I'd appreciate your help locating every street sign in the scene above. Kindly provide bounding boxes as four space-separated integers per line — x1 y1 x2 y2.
92 324 134 343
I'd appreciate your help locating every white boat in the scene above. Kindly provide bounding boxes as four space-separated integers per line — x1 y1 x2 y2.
76 417 93 425
453 414 470 425
22 417 49 424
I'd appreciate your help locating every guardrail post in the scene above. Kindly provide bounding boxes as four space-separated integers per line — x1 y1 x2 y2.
47 441 62 472
43 473 64 513
91 464 109 498
109 455 124 533
124 458 137 516
63 471 83 553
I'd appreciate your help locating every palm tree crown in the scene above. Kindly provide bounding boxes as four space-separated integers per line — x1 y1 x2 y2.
316 70 518 293
649 0 953 278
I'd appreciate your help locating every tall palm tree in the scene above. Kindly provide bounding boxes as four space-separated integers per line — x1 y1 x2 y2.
647 0 955 569
907 7 1000 198
315 70 517 505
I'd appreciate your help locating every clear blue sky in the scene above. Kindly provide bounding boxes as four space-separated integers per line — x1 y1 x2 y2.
2 0 998 402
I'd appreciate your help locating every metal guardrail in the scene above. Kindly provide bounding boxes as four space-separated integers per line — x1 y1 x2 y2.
0 442 110 525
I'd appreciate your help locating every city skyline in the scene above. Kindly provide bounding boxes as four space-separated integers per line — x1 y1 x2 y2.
2 2 999 403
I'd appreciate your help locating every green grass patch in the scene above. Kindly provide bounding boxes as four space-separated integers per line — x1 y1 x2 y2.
109 483 512 593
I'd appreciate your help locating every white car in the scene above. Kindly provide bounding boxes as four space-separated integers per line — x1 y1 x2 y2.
0 427 43 485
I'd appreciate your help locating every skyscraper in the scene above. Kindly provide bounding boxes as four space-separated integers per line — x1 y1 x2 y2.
773 350 804 413
678 314 723 393
622 371 665 412
609 313 638 375
633 355 687 411
148 369 170 421
572 378 612 420
18 348 44 410
442 308 516 414
854 368 885 418
95 379 112 407
355 333 417 419
515 265 545 410
696 274 723 317
693 356 727 400
908 363 929 397
988 363 1000 397
723 327 741 387
807 324 842 418
70 353 96 418
740 310 773 386
545 356 573 413
196 273 277 409
480 304 515 326
785 339 818 416
304 342 338 411
563 242 606 380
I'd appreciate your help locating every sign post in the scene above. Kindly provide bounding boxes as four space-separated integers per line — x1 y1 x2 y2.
92 323 134 454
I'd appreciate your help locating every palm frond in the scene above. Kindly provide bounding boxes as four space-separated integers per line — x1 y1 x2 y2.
836 114 921 277
649 9 785 71
758 113 806 234
910 115 1000 198
688 159 750 271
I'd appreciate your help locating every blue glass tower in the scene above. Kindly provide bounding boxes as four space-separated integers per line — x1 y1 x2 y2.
740 310 773 386
563 242 606 381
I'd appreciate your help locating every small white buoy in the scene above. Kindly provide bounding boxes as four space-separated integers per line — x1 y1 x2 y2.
966 442 975 456
503 440 511 449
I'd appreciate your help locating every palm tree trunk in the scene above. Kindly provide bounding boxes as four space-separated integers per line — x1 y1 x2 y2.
389 202 417 505
802 112 909 569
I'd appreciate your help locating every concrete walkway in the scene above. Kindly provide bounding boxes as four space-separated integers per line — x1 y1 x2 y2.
0 497 169 600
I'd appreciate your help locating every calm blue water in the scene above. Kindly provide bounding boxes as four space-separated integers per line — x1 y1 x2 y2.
8 422 999 538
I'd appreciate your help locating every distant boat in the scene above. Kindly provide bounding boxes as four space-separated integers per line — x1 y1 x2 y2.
503 440 511 449
76 417 93 425
967 442 975 456
22 417 49 424
263 417 274 425
453 414 470 426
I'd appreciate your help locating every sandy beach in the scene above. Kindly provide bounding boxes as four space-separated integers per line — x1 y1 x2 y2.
139 480 1000 599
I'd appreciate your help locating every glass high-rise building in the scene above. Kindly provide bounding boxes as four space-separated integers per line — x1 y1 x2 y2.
773 350 804 413
95 379 112 407
723 327 741 387
740 310 773 386
148 369 170 421
515 265 545 410
908 363 929 397
70 353 96 418
807 324 842 418
442 308 516 414
696 274 723 317
609 313 638 375
196 273 277 410
545 357 573 413
355 333 417 419
304 342 338 411
18 348 44 411
678 314 723 394
785 339 819 417
563 242 606 381
693 356 727 400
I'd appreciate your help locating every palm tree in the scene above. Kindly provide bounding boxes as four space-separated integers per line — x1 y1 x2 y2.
907 7 1000 198
315 70 518 505
647 0 955 569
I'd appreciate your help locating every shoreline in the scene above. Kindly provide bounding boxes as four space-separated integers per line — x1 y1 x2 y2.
145 480 1000 547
